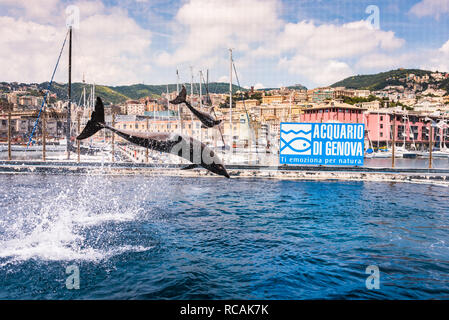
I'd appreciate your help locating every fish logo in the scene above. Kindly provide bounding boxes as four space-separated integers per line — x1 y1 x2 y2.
280 124 312 155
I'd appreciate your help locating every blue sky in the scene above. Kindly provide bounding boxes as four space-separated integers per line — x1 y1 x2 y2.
1 0 449 89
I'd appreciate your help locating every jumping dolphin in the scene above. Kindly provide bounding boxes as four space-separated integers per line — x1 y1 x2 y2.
170 86 222 128
77 97 230 178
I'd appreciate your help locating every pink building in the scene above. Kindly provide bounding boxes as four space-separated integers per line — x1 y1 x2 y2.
299 105 449 148
300 105 365 123
365 112 448 148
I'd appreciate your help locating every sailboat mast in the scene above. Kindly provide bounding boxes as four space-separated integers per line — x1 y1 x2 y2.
289 94 292 122
199 70 203 110
190 66 194 100
229 49 233 148
199 70 204 143
190 66 195 138
166 85 169 110
392 112 396 168
176 69 179 94
176 69 183 134
207 69 210 106
82 74 86 108
66 26 72 159
90 85 93 109
377 111 380 149
403 114 406 148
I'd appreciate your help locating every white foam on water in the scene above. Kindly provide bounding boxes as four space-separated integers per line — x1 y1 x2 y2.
72 209 140 227
0 178 154 265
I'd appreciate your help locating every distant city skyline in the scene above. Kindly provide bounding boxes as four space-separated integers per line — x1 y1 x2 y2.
1 0 449 88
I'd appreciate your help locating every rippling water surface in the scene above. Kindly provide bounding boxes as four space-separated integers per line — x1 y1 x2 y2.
0 174 448 299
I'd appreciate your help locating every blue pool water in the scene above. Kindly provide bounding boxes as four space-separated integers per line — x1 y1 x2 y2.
0 174 448 299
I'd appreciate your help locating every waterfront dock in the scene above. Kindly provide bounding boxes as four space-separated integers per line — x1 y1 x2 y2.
1 160 449 186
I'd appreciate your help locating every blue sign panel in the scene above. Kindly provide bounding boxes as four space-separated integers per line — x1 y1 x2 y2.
280 123 365 166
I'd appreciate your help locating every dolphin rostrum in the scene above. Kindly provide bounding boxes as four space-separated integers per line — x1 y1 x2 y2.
170 85 222 128
77 97 230 178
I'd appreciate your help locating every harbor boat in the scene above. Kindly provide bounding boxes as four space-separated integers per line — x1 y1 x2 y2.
365 146 394 158
432 151 449 158
364 150 374 159
402 152 418 159
371 150 393 158
421 150 449 158
416 149 449 158
395 146 417 159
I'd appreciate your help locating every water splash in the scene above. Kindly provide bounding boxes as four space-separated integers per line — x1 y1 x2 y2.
0 175 155 265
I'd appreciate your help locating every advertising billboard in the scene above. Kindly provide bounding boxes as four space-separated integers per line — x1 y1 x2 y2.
280 123 365 166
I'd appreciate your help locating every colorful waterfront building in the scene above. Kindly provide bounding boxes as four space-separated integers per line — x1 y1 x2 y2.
365 111 448 148
297 103 449 148
300 103 365 123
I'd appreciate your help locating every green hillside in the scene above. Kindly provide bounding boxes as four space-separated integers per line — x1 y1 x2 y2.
36 82 245 105
2 81 309 105
439 78 449 93
36 82 130 105
331 69 433 90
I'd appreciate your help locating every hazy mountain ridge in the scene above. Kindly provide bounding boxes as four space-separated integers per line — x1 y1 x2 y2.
331 69 448 92
1 80 309 105
1 82 247 105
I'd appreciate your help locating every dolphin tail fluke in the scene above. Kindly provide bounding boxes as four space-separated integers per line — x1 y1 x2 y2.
169 86 187 105
77 97 105 140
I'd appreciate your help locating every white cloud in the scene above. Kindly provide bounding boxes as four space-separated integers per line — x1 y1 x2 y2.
354 40 449 75
0 0 431 89
156 0 282 67
218 75 229 83
254 83 265 89
0 1 153 85
279 55 353 86
440 39 449 53
73 9 152 84
0 16 65 83
410 0 449 19
275 20 405 86
275 20 404 59
355 53 410 70
74 0 106 17
155 0 406 88
419 39 449 72
0 0 61 22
